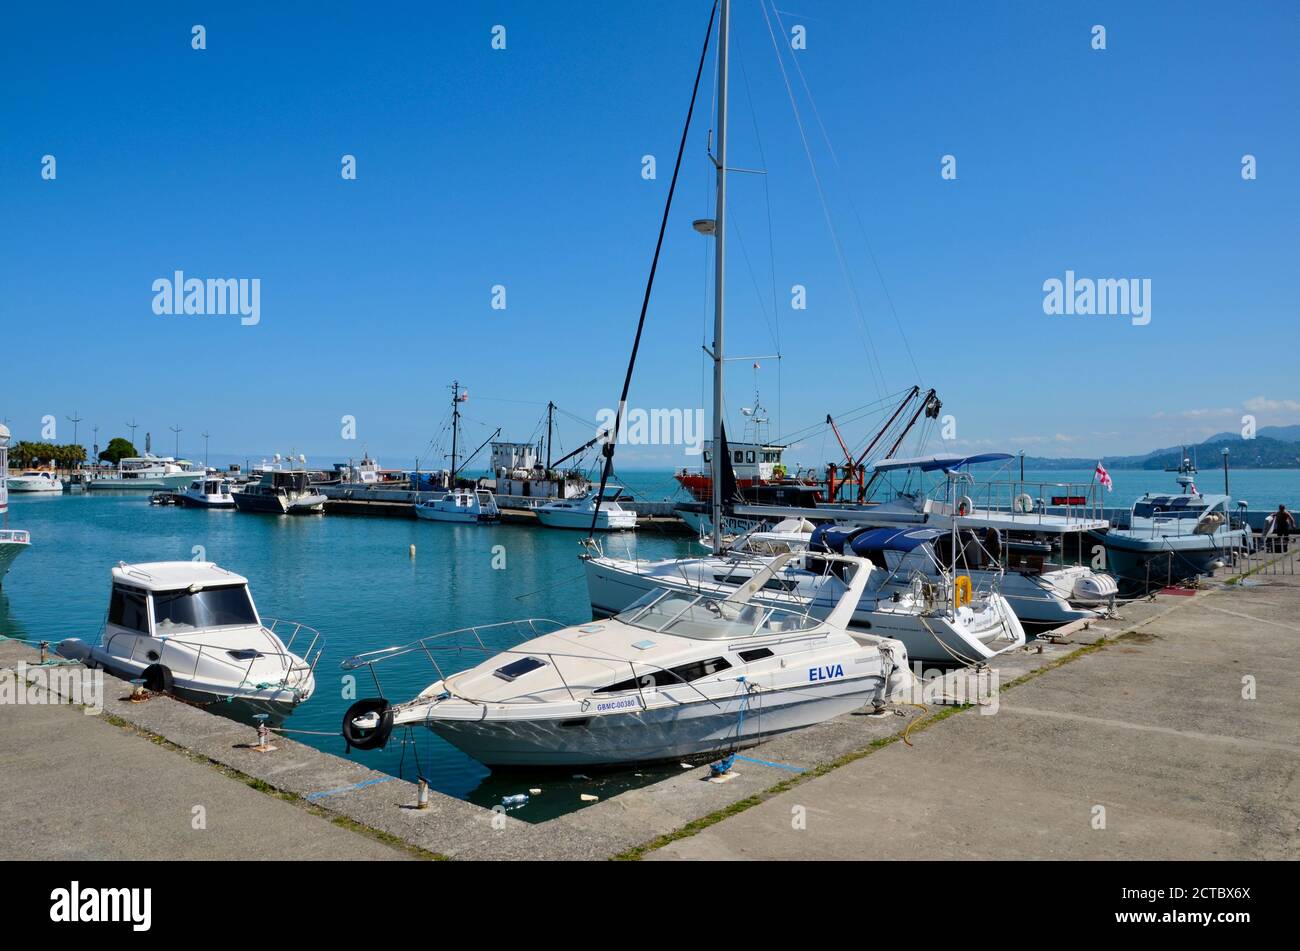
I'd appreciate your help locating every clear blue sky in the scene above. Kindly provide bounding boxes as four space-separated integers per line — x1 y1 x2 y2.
3 1 1297 470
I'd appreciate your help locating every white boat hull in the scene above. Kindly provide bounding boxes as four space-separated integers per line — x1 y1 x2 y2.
0 535 30 581
536 508 636 531
6 478 62 493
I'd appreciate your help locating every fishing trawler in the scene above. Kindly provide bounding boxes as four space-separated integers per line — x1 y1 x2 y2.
415 381 501 523
339 551 913 766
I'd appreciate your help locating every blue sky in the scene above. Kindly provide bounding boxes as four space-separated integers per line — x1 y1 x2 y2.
3 1 1297 471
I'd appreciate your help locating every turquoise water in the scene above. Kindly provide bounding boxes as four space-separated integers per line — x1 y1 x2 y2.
0 481 695 818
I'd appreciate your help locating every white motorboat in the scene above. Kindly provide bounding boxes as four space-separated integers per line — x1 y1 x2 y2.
6 470 63 493
415 488 500 523
734 454 1119 625
339 551 914 767
87 454 205 491
585 527 1025 667
177 477 236 509
0 425 31 584
535 491 637 531
57 561 322 710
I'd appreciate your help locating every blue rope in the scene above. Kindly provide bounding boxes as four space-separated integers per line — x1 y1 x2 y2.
710 677 750 777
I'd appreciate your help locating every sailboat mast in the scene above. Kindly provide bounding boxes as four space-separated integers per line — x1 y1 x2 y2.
545 400 554 473
449 380 460 486
710 0 731 553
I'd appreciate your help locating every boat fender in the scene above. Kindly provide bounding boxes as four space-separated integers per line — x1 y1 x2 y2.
954 575 973 608
342 698 394 752
141 663 174 694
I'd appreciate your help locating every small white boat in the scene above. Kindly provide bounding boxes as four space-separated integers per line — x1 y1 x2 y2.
6 470 63 493
0 426 31 584
535 491 637 531
177 477 236 509
415 488 500 523
57 561 322 710
340 551 913 767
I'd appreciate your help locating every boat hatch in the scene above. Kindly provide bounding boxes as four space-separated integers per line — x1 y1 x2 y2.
226 649 265 661
493 656 548 682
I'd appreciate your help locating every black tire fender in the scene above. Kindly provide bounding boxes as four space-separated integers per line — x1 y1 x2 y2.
342 698 394 752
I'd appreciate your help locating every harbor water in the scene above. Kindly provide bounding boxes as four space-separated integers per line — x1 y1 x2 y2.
3 466 1297 818
0 477 695 820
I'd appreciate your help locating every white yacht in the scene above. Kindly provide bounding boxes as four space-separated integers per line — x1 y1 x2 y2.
57 562 321 710
585 528 1025 667
734 454 1119 626
87 454 204 491
7 470 63 493
177 477 236 509
536 491 636 531
0 425 31 584
339 552 913 766
415 488 500 523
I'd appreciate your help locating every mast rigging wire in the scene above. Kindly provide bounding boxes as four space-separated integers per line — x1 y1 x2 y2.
588 0 720 538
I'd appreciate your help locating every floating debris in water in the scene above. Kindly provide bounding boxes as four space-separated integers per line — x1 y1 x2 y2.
580 793 599 802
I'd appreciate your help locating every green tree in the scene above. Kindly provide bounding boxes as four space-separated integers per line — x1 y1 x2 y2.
98 437 138 466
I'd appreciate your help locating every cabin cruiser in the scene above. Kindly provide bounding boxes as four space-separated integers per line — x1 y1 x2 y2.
584 527 1025 666
57 562 322 710
7 470 63 493
232 469 326 514
535 491 636 531
0 426 30 584
734 454 1118 626
177 477 236 509
86 454 204 490
339 552 914 767
1092 458 1246 587
415 488 500 523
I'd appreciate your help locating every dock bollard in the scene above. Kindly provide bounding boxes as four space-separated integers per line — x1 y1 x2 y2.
417 778 430 810
39 641 48 664
252 713 277 753
129 678 149 703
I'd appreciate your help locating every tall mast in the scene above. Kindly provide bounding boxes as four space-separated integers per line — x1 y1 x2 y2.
449 380 461 486
545 400 554 473
710 0 731 553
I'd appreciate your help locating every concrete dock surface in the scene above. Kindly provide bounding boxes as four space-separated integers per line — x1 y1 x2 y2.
649 567 1300 860
1 549 1296 861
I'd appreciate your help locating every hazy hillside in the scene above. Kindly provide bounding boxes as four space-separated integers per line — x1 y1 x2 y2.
1021 428 1300 470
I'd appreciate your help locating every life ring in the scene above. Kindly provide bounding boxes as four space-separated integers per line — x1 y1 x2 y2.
342 698 394 752
954 575 973 608
1013 493 1034 514
141 663 174 694
956 495 974 517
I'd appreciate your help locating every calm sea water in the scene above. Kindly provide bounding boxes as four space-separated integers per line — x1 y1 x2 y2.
0 472 695 820
4 466 1297 817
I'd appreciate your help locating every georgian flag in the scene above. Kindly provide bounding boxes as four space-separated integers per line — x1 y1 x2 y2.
1095 461 1113 492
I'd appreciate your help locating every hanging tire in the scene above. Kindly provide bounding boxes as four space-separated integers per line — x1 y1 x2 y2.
141 663 174 694
342 698 394 752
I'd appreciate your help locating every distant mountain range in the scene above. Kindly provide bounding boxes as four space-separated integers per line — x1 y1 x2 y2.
1021 426 1300 470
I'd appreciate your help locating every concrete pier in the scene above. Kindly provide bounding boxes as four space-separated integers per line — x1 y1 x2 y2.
2 549 1296 861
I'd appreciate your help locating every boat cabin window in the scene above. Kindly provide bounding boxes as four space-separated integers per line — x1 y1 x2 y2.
733 450 744 463
108 585 150 634
1133 498 1206 520
746 451 756 463
152 584 258 633
703 450 712 463
595 656 732 693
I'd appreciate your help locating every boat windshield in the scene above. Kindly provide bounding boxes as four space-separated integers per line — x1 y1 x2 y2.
615 589 818 640
1133 498 1206 520
152 584 259 633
